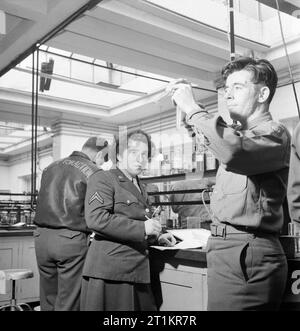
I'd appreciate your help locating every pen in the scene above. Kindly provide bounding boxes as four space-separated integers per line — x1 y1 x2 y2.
151 206 161 217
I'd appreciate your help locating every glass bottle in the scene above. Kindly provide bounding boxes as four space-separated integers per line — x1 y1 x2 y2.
1 211 9 225
9 211 17 225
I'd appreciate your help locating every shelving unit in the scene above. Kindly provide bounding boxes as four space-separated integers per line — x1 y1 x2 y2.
0 193 37 227
141 170 216 230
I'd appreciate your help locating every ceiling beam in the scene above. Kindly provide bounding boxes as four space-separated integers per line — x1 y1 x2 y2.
67 16 225 72
48 31 216 87
0 0 48 21
119 0 270 50
0 0 102 77
256 0 300 16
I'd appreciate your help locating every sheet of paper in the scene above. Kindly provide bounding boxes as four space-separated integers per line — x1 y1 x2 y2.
151 228 211 251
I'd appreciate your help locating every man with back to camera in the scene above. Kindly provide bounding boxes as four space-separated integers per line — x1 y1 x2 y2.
34 136 109 311
166 57 291 310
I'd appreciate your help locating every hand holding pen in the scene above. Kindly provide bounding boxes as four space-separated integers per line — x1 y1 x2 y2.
144 206 176 247
144 206 161 238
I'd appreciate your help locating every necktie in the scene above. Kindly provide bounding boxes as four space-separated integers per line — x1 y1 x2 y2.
132 177 141 192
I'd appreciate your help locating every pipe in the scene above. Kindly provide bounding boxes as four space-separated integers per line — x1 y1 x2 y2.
31 51 35 208
34 48 39 205
229 0 235 61
38 49 217 93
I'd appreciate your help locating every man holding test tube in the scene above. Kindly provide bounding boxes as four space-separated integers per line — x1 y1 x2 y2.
166 57 290 311
81 129 175 311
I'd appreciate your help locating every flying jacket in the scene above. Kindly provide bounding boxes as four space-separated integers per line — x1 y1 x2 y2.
34 151 99 233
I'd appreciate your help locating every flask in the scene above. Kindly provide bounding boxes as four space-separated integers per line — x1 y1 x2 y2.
24 210 31 225
20 210 26 223
9 211 17 225
205 150 216 170
0 211 9 225
30 210 36 225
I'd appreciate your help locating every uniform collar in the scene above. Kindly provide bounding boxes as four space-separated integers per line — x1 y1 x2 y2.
242 112 273 130
70 151 91 161
121 169 137 183
111 168 130 182
112 168 148 206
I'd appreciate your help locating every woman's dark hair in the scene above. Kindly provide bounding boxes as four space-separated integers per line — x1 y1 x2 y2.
115 129 152 161
221 57 278 103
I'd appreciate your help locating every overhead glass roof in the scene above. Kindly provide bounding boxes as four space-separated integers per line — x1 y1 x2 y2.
0 121 51 155
0 45 173 108
0 46 176 154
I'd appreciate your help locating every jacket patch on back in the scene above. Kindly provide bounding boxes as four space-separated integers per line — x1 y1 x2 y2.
62 159 94 178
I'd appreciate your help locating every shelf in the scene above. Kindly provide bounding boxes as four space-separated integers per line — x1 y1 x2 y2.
140 169 217 183
151 200 210 206
147 188 212 195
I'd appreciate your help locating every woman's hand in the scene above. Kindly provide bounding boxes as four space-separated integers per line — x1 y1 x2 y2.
144 218 162 238
158 233 177 247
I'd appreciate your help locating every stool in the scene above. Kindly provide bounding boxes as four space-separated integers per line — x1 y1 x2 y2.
0 269 34 311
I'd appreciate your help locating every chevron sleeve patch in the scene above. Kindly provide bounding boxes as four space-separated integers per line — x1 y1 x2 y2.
88 191 104 205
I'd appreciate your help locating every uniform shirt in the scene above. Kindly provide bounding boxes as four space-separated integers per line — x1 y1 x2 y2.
287 122 300 226
186 110 291 234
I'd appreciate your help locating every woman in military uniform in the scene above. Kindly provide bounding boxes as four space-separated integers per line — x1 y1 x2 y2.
81 129 175 311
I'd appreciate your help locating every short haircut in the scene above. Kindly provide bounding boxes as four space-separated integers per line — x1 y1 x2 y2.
221 57 278 103
82 136 108 153
115 129 151 160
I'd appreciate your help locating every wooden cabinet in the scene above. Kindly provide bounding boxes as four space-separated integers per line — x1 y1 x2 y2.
158 260 207 311
0 237 19 302
17 237 39 302
150 250 208 311
0 234 39 305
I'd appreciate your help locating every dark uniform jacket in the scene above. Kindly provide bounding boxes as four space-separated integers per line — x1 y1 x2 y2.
34 151 99 233
186 110 291 234
83 168 153 283
288 122 300 224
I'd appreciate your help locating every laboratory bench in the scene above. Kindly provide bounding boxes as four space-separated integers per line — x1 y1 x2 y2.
150 243 300 311
1 228 300 310
0 226 39 306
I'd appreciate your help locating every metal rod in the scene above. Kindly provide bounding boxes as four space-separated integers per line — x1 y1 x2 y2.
31 51 35 208
147 189 211 195
229 0 235 61
34 48 39 204
38 49 217 93
0 193 37 196
14 67 147 97
151 201 210 206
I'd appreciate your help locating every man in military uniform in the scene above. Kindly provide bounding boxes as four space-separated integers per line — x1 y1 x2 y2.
34 136 109 311
166 57 290 310
81 129 175 311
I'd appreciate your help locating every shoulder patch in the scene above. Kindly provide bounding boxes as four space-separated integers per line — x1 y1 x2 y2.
88 192 104 205
271 123 284 137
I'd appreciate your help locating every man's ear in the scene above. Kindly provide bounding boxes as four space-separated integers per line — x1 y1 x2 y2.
94 150 103 165
258 86 270 103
